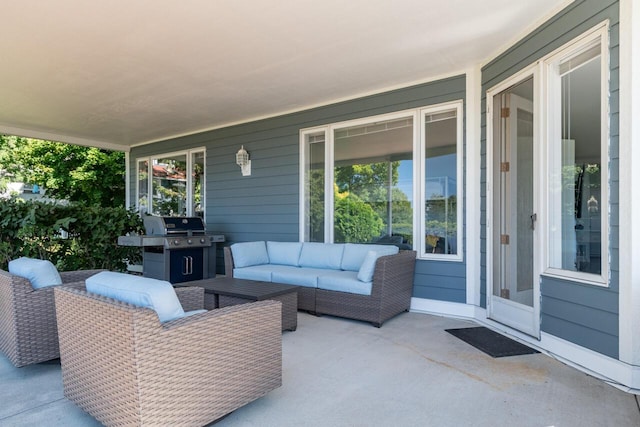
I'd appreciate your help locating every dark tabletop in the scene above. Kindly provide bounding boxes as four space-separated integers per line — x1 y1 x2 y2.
177 276 300 300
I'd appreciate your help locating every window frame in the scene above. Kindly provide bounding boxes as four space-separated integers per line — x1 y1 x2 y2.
299 102 464 262
542 22 610 286
135 147 206 218
418 100 464 261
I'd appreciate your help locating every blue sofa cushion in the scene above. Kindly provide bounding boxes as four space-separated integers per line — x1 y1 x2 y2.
357 247 398 282
8 257 62 289
341 244 399 271
233 265 275 282
271 267 328 288
318 271 373 295
298 242 344 270
267 241 302 266
86 271 185 323
231 241 269 268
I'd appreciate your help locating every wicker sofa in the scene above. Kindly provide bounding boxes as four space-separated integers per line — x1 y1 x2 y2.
224 241 416 327
0 268 104 367
54 285 282 427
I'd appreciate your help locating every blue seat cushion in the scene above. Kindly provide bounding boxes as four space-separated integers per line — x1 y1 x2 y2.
86 271 185 323
318 270 373 295
271 267 326 288
266 241 302 266
233 265 276 282
340 244 399 271
231 241 269 268
298 242 344 270
8 257 62 289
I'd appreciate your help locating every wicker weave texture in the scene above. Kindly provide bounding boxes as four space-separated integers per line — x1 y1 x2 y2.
174 286 204 312
316 250 417 326
0 268 104 367
54 286 282 427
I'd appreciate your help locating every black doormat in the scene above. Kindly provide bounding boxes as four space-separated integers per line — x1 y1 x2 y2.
445 327 539 358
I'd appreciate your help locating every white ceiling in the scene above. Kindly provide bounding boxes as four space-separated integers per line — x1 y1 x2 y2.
0 0 570 151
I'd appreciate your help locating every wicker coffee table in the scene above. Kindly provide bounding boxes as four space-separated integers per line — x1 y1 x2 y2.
177 277 299 331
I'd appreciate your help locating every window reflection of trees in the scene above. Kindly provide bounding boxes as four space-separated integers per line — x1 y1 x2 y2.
333 161 413 245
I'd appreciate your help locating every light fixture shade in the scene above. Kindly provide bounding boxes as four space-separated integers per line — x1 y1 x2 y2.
235 145 251 176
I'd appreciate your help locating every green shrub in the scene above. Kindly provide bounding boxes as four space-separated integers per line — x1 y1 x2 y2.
0 198 144 271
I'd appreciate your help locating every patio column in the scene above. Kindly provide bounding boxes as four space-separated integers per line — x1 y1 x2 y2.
618 0 640 372
465 65 482 307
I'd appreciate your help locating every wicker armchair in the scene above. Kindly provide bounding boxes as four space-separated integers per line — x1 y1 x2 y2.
54 286 282 427
0 268 104 367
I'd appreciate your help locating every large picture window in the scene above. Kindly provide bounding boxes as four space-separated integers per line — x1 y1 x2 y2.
136 148 205 218
545 25 609 285
301 101 463 260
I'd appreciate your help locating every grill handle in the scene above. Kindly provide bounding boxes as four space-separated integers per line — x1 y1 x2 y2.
182 256 194 275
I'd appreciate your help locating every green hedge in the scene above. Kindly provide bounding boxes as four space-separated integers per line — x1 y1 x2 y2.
0 198 144 272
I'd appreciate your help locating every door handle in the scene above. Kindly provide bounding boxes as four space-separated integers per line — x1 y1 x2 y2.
530 213 537 230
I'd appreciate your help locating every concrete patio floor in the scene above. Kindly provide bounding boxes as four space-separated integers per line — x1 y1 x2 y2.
1 311 639 427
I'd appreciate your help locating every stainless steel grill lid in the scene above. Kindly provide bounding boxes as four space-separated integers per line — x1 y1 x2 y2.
143 216 206 236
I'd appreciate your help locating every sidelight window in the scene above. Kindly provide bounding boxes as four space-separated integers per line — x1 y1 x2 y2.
546 25 609 285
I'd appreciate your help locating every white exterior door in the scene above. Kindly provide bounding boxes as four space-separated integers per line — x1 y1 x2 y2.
487 74 541 338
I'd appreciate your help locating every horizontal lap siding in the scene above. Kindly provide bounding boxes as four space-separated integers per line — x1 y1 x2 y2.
414 261 466 303
480 0 619 357
541 276 619 357
131 76 468 291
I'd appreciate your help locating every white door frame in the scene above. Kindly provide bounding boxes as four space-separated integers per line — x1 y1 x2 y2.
486 63 542 339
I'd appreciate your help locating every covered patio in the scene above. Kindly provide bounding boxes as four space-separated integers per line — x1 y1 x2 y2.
2 1 640 425
2 311 639 426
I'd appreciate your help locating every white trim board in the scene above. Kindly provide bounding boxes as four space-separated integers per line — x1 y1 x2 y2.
465 66 482 306
618 0 640 367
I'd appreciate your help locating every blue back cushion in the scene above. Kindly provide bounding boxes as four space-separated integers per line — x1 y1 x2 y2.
267 241 302 266
356 247 399 282
8 257 62 289
298 243 344 269
340 244 399 271
86 271 185 323
231 241 269 268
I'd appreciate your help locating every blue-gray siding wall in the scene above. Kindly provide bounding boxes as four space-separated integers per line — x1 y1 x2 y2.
130 75 467 302
480 0 620 358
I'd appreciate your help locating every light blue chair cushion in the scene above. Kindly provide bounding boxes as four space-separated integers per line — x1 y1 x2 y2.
8 257 62 289
298 242 344 270
318 271 373 295
233 265 275 282
86 271 185 323
230 241 269 268
340 244 399 271
356 247 398 282
267 241 303 266
271 267 326 288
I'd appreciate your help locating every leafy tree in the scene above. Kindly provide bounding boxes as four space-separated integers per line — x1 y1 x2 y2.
0 198 143 271
307 168 325 242
0 135 125 206
335 161 413 243
334 191 384 243
334 163 398 195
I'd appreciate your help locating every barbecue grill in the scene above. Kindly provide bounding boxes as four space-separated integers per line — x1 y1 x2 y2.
118 216 224 284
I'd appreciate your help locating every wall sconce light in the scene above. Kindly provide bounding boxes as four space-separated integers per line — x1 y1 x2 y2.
235 145 251 176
